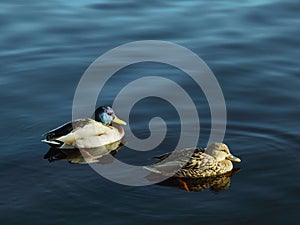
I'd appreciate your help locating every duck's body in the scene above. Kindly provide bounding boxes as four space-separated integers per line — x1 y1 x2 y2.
42 106 126 149
144 142 241 178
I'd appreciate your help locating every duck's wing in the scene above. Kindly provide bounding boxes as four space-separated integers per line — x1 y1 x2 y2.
145 148 206 175
181 151 216 170
57 119 118 148
44 122 73 141
154 147 205 162
43 118 93 141
42 119 96 147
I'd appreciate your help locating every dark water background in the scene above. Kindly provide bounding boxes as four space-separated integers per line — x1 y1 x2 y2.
1 0 299 224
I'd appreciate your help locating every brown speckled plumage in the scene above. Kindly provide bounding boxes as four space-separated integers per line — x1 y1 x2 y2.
145 142 241 178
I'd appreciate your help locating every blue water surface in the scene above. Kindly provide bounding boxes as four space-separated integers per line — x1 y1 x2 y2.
0 0 299 224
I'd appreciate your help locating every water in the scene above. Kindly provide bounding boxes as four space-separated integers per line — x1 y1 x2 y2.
1 0 299 224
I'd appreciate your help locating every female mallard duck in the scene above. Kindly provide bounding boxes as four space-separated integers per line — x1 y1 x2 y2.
144 142 241 178
42 106 126 149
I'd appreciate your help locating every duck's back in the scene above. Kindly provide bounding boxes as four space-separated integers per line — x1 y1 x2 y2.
174 151 222 178
146 148 232 178
45 118 95 141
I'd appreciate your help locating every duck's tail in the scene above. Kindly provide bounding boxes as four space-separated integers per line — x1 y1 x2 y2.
41 139 64 147
143 166 162 174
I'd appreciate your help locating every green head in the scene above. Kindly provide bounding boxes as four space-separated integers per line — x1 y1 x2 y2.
94 106 127 126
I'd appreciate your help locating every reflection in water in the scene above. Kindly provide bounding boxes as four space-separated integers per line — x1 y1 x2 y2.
151 168 241 192
44 141 125 164
44 141 240 192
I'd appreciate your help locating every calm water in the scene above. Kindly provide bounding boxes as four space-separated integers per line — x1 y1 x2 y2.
1 0 299 224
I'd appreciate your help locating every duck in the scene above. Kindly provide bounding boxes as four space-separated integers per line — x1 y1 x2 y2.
42 106 127 149
144 142 241 178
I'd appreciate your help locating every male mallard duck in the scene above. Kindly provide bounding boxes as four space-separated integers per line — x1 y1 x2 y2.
42 106 126 149
144 142 241 178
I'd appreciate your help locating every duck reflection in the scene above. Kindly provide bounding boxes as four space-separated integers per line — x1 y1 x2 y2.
44 141 125 164
156 168 240 192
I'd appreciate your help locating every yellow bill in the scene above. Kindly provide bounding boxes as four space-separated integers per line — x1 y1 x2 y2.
113 116 127 125
226 154 241 162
